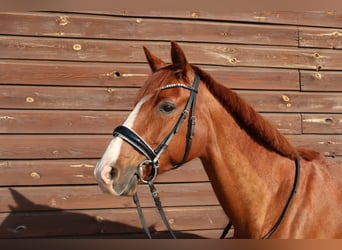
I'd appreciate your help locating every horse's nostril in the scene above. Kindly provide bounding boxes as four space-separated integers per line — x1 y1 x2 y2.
110 167 118 179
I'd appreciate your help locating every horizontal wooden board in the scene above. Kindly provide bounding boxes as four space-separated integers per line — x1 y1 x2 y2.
0 110 127 134
299 27 342 49
0 12 298 46
0 159 99 186
302 114 342 134
0 86 137 111
0 61 150 87
2 155 341 187
0 183 220 213
99 11 342 28
0 206 227 238
1 86 341 113
262 113 302 134
0 135 110 159
300 70 342 91
0 158 208 186
0 134 341 160
239 91 342 113
2 37 342 70
287 135 342 158
0 110 301 134
0 60 300 90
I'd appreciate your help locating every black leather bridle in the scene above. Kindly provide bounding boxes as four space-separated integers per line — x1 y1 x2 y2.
112 73 301 239
112 75 200 238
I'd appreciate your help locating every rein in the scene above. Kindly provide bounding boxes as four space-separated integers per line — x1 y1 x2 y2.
220 157 301 239
112 74 301 239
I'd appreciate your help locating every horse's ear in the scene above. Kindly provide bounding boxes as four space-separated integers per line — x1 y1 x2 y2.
143 46 166 72
171 41 190 72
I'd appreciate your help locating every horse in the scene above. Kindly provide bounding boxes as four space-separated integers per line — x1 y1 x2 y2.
94 41 342 239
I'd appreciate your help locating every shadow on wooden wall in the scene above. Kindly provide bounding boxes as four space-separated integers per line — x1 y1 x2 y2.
0 188 205 239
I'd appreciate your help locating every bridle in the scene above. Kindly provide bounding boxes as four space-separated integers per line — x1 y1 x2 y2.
111 74 301 239
113 74 200 238
113 74 200 184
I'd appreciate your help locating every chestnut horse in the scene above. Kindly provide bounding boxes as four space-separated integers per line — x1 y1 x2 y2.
94 41 342 238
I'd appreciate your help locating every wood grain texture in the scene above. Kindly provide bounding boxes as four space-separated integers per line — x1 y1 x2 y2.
302 114 342 134
0 110 301 134
93 11 342 28
0 110 128 134
1 86 340 113
0 158 208 186
299 27 342 49
0 11 341 239
0 134 340 160
287 134 342 157
1 37 342 70
300 70 342 91
1 155 340 188
0 61 299 90
0 12 298 46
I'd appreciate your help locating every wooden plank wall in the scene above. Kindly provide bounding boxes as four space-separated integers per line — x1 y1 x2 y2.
0 11 341 239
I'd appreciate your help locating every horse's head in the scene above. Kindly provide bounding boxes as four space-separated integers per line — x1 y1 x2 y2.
94 41 209 196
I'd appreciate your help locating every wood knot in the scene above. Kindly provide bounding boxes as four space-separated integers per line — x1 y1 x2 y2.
313 52 320 58
324 117 334 124
220 31 230 36
229 57 238 64
313 72 322 79
30 172 41 179
26 97 34 103
281 95 290 102
324 151 336 158
281 95 292 108
106 71 121 79
332 31 342 38
191 11 200 18
73 44 82 51
61 194 71 201
15 225 28 233
0 116 14 120
316 65 323 71
95 215 104 223
56 16 70 26
106 88 115 93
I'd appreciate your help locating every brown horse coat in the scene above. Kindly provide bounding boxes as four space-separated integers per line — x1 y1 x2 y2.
94 41 342 238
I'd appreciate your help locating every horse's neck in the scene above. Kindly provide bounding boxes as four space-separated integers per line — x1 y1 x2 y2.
199 97 295 238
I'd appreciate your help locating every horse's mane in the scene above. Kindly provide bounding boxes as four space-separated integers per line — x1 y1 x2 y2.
192 65 319 161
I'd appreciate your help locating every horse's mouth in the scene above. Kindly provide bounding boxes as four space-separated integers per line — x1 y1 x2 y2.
95 163 141 196
113 173 139 196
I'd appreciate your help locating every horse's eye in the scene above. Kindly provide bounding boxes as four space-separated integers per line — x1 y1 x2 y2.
159 102 176 114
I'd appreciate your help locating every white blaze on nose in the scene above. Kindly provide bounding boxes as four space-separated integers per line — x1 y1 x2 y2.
94 96 150 183
123 96 150 128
